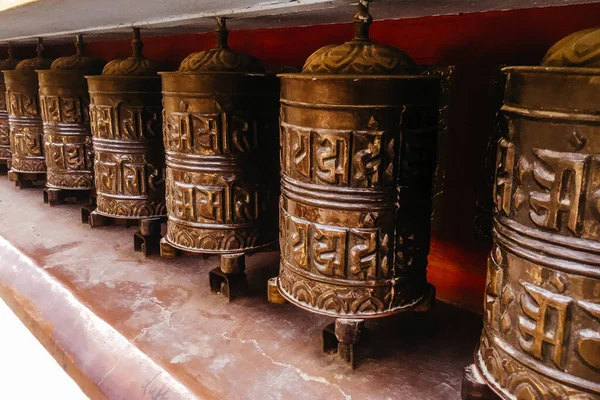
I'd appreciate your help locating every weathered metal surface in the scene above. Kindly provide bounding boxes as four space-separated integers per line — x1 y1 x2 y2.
38 34 105 191
276 2 441 322
0 44 20 167
471 39 600 399
160 18 279 256
4 38 52 175
87 28 165 220
0 176 480 399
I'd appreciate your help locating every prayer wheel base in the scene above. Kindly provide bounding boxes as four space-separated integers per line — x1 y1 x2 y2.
209 265 248 302
8 171 45 189
133 218 164 256
461 364 501 400
160 239 277 301
208 253 247 301
266 277 287 305
43 187 94 207
81 209 165 256
159 237 181 258
322 318 366 369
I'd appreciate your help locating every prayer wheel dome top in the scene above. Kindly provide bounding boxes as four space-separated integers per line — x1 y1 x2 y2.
0 44 20 70
16 38 52 70
302 1 416 75
51 34 105 73
541 27 600 67
102 28 161 76
178 17 264 73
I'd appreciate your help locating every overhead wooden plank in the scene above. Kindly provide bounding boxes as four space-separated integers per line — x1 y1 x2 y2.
0 0 598 43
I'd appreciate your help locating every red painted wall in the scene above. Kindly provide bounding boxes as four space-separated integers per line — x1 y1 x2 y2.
13 3 600 312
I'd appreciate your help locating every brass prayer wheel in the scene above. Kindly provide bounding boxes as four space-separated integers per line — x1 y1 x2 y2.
160 17 279 298
4 38 52 182
464 28 600 399
38 34 105 201
273 1 443 365
86 28 164 223
0 44 20 169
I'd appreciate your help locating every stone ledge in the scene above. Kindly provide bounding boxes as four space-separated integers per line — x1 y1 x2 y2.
0 177 481 399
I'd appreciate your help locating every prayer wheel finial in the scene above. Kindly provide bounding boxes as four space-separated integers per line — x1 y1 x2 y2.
215 17 229 49
36 38 44 59
75 33 84 55
353 0 373 41
131 27 143 57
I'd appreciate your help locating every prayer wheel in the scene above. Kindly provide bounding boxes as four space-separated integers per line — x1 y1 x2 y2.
0 44 20 170
270 0 443 366
4 38 52 187
84 28 165 255
160 18 279 300
463 28 600 400
38 34 105 205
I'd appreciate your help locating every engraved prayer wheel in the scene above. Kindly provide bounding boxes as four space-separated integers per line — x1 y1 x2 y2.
38 34 105 197
273 1 443 365
86 28 165 222
4 39 52 182
160 18 279 297
464 28 600 399
0 44 20 168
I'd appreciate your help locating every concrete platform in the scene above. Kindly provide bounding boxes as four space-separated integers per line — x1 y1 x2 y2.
0 176 481 400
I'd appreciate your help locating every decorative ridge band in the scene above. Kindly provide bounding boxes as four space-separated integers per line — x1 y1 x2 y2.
281 258 392 288
167 216 253 230
502 104 600 123
496 215 600 254
161 91 264 98
493 222 600 278
8 116 41 123
165 153 243 172
277 268 432 320
92 139 150 153
281 173 393 197
480 331 600 394
281 180 394 210
280 99 411 110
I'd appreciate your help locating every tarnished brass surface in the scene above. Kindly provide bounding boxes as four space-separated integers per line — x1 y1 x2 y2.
38 34 105 190
0 44 20 166
87 28 165 219
542 28 600 67
4 39 52 174
161 18 279 255
473 67 600 399
277 1 442 319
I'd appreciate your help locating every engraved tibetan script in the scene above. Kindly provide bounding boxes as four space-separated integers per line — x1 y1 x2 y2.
288 216 309 270
47 142 88 170
352 133 382 188
90 103 158 140
13 129 42 156
313 225 346 278
166 111 222 154
171 180 257 224
530 149 589 235
577 301 600 370
494 138 515 215
282 212 385 281
485 248 504 330
349 229 378 280
315 133 349 185
96 159 147 196
518 281 572 368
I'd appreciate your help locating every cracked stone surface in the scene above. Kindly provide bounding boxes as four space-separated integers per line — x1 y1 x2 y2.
0 177 481 399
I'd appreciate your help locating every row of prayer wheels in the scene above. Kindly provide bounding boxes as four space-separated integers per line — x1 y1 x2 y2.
0 1 445 368
0 2 597 396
